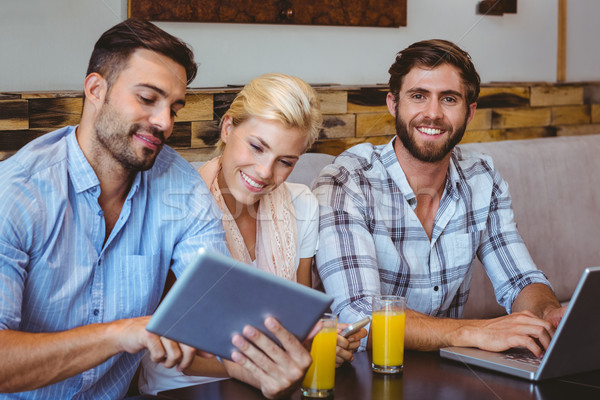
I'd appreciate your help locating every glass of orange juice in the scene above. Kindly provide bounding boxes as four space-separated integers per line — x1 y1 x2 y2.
371 295 405 374
301 313 337 398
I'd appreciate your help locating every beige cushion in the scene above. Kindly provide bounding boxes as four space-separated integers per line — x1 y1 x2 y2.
460 134 600 318
287 153 335 186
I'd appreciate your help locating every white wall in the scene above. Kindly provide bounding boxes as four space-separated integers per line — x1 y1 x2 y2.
0 0 597 91
566 0 600 81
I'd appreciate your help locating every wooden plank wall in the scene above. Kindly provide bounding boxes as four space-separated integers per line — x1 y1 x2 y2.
2 82 600 161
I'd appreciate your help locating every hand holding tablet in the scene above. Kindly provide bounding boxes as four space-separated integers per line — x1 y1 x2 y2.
146 248 333 360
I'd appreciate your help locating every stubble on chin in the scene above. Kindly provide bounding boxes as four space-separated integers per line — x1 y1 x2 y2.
94 107 163 172
394 112 469 163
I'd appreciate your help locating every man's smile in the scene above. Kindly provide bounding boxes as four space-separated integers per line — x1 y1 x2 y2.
417 126 445 136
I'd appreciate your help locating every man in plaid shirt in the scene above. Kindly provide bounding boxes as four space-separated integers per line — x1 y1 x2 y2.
314 39 565 357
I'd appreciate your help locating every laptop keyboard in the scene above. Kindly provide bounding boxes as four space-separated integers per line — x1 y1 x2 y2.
503 349 542 366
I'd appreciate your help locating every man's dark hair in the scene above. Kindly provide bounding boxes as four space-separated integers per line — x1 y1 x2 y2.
86 18 197 87
388 39 480 105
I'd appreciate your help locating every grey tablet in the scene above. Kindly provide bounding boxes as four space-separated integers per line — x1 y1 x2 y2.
146 248 333 360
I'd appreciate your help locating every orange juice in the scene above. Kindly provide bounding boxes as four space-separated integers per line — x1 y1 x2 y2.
372 310 405 368
302 327 337 391
371 373 404 399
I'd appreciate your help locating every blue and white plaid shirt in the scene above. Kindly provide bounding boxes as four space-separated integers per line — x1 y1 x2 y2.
314 138 550 341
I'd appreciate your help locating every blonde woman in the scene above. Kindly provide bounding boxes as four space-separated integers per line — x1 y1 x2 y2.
139 73 366 395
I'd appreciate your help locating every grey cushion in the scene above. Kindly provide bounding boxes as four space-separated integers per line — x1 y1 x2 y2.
287 153 335 186
460 135 600 318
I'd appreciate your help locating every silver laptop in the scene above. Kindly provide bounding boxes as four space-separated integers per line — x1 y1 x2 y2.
440 266 600 381
146 248 333 360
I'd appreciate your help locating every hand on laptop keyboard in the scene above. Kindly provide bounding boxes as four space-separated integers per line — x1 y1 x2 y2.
503 348 542 366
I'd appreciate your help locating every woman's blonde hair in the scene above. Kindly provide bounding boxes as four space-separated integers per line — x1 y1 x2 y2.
215 73 322 153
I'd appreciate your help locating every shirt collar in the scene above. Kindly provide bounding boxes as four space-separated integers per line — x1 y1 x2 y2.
66 126 141 198
383 137 463 203
66 126 100 194
446 149 464 200
381 137 417 204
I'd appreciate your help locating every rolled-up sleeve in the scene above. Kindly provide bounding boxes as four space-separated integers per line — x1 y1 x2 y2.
0 177 39 330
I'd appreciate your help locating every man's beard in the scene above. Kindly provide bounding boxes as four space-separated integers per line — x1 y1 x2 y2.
395 109 469 163
94 99 165 172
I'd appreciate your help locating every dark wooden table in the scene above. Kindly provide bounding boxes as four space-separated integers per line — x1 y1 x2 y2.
158 350 600 399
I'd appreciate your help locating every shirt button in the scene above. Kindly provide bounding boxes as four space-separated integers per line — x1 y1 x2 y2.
93 309 99 316
433 286 439 291
97 210 103 216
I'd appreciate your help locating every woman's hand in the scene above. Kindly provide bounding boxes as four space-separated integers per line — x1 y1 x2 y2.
334 324 367 367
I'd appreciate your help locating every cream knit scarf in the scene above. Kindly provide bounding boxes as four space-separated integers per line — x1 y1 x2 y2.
199 157 298 281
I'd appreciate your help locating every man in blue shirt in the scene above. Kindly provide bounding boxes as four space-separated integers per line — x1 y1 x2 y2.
0 19 311 399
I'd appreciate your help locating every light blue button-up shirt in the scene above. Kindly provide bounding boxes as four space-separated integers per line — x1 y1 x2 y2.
0 126 228 399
